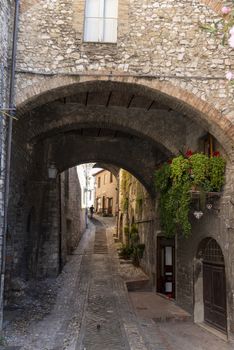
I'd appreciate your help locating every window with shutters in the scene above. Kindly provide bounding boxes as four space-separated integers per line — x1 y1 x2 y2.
84 0 118 43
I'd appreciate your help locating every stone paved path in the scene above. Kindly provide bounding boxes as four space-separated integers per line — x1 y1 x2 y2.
3 218 234 350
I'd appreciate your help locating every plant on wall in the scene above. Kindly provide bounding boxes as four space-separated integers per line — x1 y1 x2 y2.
120 170 132 212
200 3 234 83
119 224 145 266
155 151 226 238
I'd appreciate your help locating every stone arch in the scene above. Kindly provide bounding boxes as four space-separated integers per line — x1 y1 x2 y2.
16 76 234 159
194 237 227 333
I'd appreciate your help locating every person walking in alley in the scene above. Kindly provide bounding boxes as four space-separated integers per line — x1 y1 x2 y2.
89 205 95 218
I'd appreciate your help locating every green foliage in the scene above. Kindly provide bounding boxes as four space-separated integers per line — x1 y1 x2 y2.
120 170 132 212
137 243 146 259
174 182 191 236
124 225 130 245
199 7 234 46
209 156 226 191
132 245 144 263
155 153 226 238
121 170 132 193
155 163 171 191
136 196 143 213
171 156 190 184
119 244 133 260
124 225 129 235
0 335 6 346
190 153 209 186
129 223 139 245
119 224 145 266
159 182 191 238
123 197 129 212
131 244 145 266
130 223 138 235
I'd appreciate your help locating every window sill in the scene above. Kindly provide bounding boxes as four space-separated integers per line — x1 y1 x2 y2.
82 41 117 45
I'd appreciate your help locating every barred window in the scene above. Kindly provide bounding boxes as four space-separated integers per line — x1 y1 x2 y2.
84 0 118 43
203 239 224 264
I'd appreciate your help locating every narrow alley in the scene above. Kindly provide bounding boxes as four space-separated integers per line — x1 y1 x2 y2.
1 1 234 349
3 217 233 350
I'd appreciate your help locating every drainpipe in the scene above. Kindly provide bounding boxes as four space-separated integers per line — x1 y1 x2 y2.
0 0 20 329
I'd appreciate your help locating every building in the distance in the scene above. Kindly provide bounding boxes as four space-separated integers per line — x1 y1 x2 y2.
77 163 96 210
94 170 118 216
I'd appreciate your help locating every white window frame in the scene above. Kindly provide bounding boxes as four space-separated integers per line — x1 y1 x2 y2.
84 0 118 43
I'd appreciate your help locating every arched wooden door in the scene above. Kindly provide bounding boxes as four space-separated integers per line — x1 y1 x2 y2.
202 239 227 332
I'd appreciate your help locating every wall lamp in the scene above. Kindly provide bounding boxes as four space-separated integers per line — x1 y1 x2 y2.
48 164 58 179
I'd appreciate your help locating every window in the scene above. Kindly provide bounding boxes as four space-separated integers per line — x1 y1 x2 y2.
98 176 101 188
110 172 113 183
104 174 106 184
84 0 118 43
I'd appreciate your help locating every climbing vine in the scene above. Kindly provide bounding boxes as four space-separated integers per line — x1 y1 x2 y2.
120 170 132 212
155 151 226 238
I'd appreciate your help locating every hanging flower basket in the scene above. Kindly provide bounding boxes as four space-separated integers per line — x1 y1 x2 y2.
155 151 226 238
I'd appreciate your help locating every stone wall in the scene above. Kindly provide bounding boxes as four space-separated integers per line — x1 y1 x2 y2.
0 0 14 314
15 0 234 120
117 169 156 280
176 163 234 335
5 164 85 303
60 167 85 267
0 0 13 104
118 160 234 336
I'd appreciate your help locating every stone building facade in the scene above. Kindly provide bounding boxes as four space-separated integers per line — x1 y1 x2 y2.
0 0 234 339
94 169 118 216
117 163 234 335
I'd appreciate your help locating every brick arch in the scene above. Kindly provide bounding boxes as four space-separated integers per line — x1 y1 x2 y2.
16 75 234 159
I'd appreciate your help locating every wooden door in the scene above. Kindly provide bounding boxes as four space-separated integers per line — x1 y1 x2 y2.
108 197 113 215
203 263 227 332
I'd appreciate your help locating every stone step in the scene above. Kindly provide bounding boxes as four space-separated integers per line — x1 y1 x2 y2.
0 347 21 350
126 279 151 292
152 313 192 323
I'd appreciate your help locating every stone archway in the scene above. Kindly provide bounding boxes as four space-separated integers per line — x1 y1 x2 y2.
16 77 234 159
8 77 234 306
194 237 227 333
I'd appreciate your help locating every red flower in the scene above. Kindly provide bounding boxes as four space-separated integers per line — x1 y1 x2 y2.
185 149 193 158
213 151 220 157
167 159 172 164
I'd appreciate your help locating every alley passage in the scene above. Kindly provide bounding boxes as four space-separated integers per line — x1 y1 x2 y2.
4 218 234 350
78 225 126 350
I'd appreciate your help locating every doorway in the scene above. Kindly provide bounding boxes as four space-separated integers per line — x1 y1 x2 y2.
107 197 113 215
202 239 227 332
157 237 175 298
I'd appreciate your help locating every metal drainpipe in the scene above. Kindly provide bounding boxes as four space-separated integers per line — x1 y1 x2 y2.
0 0 20 330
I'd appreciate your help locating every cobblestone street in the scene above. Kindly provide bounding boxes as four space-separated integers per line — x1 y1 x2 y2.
3 218 234 350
